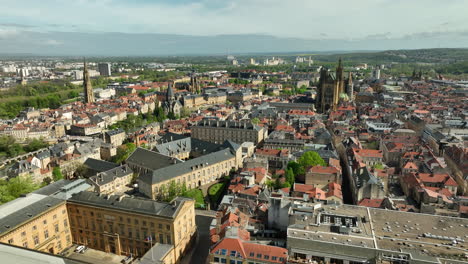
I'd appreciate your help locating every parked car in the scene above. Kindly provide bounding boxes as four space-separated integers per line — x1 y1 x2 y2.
74 245 85 253
121 255 133 264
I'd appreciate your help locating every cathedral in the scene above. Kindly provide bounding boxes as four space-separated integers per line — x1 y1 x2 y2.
315 58 353 113
162 82 182 117
83 58 95 104
190 70 201 94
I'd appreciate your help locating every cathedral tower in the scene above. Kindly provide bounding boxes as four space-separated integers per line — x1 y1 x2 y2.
315 58 345 113
83 58 95 104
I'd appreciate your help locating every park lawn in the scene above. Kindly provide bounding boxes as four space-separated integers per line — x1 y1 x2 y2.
184 189 205 207
208 182 226 203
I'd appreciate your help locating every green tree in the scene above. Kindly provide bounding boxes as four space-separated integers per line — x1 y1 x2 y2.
285 168 295 186
0 176 40 204
251 118 260 125
180 107 191 118
23 138 48 152
287 161 304 176
113 143 137 164
298 151 326 169
52 167 64 181
74 164 90 178
154 106 167 122
373 163 384 170
167 111 177 120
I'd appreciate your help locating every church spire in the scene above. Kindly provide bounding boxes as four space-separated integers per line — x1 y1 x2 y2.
83 57 94 104
166 82 175 101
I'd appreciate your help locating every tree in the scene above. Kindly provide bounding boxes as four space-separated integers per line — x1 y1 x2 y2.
251 118 260 125
52 167 64 181
287 161 304 176
180 107 191 118
23 138 48 152
113 143 136 164
42 177 52 186
74 164 89 178
285 168 295 186
167 111 177 120
155 107 167 122
373 163 384 170
0 176 40 204
298 151 326 169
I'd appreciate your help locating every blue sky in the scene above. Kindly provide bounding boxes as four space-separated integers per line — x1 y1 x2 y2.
0 0 467 54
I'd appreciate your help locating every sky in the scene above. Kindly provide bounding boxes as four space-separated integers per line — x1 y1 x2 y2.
1 0 468 55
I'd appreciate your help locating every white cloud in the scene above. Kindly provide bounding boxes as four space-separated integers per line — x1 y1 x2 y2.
44 39 63 45
0 0 467 39
0 28 19 39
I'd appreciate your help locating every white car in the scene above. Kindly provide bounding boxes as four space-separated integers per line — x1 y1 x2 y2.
74 245 87 253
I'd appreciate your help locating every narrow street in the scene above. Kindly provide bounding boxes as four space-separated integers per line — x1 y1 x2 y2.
180 213 215 264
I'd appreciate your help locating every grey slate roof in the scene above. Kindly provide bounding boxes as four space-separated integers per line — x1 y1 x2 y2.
0 194 64 235
105 128 125 136
89 165 133 186
126 148 182 171
154 135 191 157
68 191 191 219
35 151 51 160
139 148 235 185
84 158 119 173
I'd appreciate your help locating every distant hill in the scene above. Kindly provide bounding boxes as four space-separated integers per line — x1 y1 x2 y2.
311 48 468 64
0 30 467 56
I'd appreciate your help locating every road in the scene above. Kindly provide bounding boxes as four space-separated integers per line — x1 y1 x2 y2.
180 213 215 264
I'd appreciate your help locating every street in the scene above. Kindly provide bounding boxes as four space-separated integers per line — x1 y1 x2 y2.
180 213 215 264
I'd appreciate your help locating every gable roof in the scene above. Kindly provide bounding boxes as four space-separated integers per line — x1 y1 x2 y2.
139 148 235 185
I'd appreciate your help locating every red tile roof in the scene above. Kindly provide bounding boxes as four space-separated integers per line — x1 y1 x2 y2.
308 166 340 174
358 198 384 208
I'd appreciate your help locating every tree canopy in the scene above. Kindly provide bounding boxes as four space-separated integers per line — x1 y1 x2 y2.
0 176 41 204
298 151 327 168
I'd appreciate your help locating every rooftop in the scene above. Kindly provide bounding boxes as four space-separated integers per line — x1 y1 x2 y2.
287 203 468 262
0 194 64 235
68 191 192 219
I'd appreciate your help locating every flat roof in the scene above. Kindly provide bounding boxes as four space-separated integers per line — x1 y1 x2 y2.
0 243 87 264
287 203 468 262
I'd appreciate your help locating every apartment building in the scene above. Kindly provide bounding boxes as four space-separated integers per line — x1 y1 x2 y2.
191 120 267 145
67 191 196 263
0 194 72 255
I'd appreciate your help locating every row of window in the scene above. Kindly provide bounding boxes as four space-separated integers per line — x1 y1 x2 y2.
70 210 171 230
215 249 283 262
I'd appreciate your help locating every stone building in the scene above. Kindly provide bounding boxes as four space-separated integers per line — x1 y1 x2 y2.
67 191 196 262
191 120 267 145
138 148 237 199
88 165 133 194
0 194 72 255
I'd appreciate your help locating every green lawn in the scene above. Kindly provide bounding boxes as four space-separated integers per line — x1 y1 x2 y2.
183 189 205 208
208 182 226 204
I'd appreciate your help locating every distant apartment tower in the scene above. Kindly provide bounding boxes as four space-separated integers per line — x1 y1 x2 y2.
373 66 381 79
98 63 112 77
